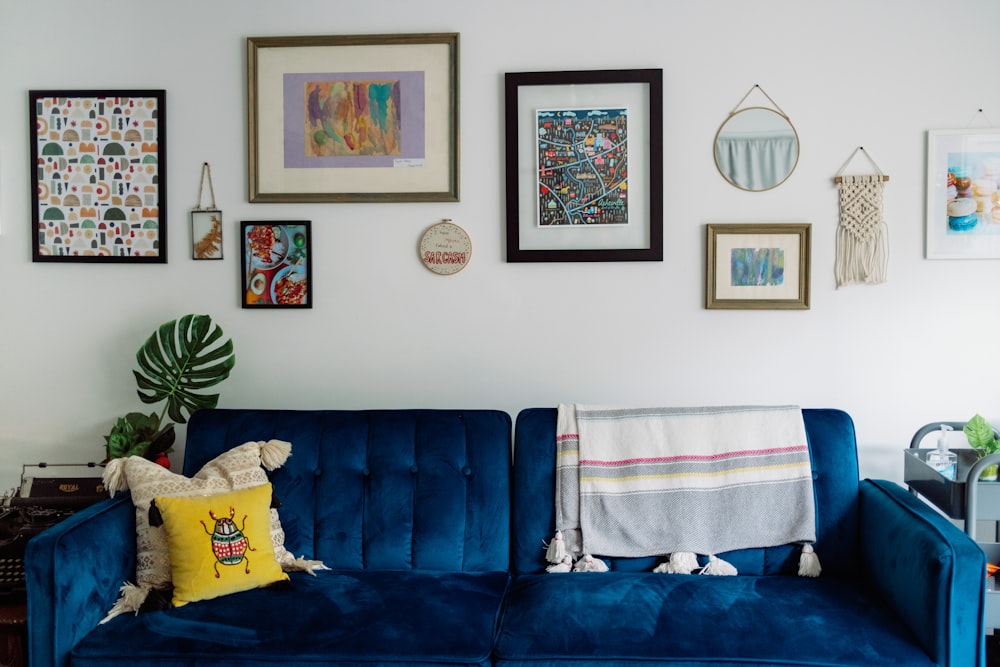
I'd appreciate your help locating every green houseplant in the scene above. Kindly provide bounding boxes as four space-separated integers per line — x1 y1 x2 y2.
963 414 1000 481
104 314 236 463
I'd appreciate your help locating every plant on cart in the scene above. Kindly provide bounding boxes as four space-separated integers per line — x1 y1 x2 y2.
963 414 1000 481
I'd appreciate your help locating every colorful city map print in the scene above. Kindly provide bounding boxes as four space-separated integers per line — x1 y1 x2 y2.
536 107 628 226
305 80 402 158
730 247 785 286
32 92 164 260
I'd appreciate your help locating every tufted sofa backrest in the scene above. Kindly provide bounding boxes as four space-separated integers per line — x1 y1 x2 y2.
184 409 512 573
511 408 861 577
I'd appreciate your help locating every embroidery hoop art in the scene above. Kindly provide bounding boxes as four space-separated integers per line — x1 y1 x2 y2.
419 219 471 275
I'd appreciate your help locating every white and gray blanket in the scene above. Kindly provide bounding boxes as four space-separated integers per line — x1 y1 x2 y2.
555 404 816 560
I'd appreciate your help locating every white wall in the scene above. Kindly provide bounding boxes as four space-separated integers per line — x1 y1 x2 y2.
2 0 999 488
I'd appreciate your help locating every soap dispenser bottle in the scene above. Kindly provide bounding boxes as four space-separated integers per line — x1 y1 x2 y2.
926 424 958 480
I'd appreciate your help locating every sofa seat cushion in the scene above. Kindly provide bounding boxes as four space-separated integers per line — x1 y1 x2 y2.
71 570 509 667
495 573 934 667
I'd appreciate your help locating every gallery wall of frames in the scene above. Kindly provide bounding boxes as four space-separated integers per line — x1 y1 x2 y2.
3 0 1000 488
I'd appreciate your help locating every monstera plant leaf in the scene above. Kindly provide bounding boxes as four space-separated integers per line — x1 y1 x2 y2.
134 314 236 425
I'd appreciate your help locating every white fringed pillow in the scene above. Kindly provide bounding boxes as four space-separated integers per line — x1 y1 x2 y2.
101 439 322 621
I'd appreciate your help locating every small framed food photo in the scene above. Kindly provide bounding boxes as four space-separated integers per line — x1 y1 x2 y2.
241 221 311 308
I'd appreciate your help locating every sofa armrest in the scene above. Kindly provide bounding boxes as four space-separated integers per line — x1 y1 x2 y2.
26 494 136 667
860 479 985 667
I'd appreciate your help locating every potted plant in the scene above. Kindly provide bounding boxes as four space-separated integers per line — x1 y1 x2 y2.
104 314 236 465
963 414 1000 481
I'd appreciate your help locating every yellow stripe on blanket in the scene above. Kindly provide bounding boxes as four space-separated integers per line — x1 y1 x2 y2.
581 460 812 486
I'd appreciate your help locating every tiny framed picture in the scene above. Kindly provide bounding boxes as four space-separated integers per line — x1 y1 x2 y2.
925 129 1000 259
706 223 811 310
241 221 312 308
30 89 167 262
191 210 223 259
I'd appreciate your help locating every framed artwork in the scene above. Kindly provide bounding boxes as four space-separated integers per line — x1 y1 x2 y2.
241 221 312 308
191 210 223 260
30 89 167 262
926 129 1000 259
247 33 459 203
706 223 811 310
504 68 663 262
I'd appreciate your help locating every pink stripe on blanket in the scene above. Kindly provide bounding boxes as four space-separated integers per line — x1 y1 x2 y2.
578 444 809 466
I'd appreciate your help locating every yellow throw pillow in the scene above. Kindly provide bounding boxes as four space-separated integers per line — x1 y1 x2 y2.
155 483 289 607
103 440 294 595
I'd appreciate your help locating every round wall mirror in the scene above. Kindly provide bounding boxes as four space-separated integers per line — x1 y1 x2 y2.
714 107 799 192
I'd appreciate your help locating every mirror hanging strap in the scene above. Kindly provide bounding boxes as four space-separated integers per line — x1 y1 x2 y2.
728 83 788 119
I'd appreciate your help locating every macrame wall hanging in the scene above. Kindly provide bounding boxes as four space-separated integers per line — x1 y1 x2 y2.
834 147 889 287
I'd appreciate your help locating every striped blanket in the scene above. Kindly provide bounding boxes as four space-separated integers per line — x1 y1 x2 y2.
555 404 816 560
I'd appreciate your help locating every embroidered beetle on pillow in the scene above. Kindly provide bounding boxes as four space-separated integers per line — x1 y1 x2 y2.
201 506 256 577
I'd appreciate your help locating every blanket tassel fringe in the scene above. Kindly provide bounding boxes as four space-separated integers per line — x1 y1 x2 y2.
546 555 573 573
798 544 822 577
653 552 737 576
544 530 567 564
701 554 738 576
653 551 700 574
573 554 609 572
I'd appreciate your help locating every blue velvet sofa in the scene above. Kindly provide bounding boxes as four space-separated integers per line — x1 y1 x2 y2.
497 408 986 667
26 407 986 667
27 409 513 667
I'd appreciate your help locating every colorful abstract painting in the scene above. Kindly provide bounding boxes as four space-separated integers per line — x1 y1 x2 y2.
282 71 425 169
305 80 401 157
730 247 784 286
31 91 166 262
536 107 628 227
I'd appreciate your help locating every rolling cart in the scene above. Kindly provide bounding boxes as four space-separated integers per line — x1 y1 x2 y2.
905 421 1000 635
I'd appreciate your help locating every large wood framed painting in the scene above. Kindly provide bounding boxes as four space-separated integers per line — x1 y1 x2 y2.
30 90 167 263
247 33 459 203
705 223 811 310
504 68 663 262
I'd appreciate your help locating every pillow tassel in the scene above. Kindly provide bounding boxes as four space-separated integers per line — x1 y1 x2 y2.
275 550 328 575
258 439 292 471
147 499 163 527
700 554 738 576
798 543 822 577
572 554 608 572
544 530 567 564
285 556 330 576
99 581 150 624
102 457 129 496
654 551 699 574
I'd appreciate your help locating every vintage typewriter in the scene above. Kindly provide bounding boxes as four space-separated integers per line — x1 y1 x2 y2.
0 463 107 600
